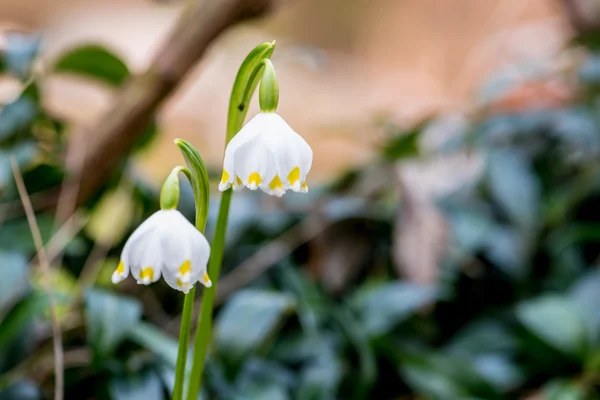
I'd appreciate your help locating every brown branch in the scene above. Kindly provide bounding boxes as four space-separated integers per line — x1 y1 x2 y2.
559 0 600 34
64 0 275 207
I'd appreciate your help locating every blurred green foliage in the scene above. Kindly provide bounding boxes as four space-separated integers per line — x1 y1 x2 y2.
3 30 600 400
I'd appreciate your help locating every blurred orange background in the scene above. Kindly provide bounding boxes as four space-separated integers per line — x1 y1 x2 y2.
0 0 569 183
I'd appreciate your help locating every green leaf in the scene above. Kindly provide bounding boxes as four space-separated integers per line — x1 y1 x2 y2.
0 293 46 354
348 282 437 337
4 33 41 79
109 370 164 400
516 295 588 360
380 123 424 160
0 251 28 310
214 289 295 361
486 149 540 232
129 322 179 368
543 380 587 400
446 319 517 357
472 355 524 392
296 350 343 400
0 380 41 400
85 289 142 358
233 359 294 400
399 352 502 400
53 44 130 86
570 269 600 346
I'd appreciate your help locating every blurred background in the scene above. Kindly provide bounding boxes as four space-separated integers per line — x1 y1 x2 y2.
2 0 600 398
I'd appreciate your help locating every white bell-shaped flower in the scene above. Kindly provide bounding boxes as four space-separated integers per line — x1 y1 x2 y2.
111 209 211 293
218 112 313 197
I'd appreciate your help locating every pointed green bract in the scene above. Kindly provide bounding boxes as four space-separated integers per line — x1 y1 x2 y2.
226 40 276 142
174 139 210 231
259 59 279 112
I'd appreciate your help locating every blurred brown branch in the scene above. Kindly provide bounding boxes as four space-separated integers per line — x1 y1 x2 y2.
33 0 274 212
559 0 600 34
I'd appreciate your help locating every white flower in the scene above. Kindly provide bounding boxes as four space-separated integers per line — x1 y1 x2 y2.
218 112 313 197
111 210 211 293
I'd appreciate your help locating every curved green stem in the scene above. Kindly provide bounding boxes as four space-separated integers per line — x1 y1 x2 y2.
185 40 276 400
171 142 210 400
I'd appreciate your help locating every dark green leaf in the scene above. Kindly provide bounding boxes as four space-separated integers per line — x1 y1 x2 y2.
516 296 588 360
0 251 28 310
348 282 437 337
381 124 422 160
85 289 142 357
543 380 587 400
215 289 295 360
472 355 524 392
4 33 41 79
446 319 517 357
570 269 600 345
234 359 294 400
109 370 164 400
129 322 179 368
0 141 38 189
296 350 343 400
399 352 502 400
0 293 46 354
0 380 41 400
53 45 130 86
486 149 540 231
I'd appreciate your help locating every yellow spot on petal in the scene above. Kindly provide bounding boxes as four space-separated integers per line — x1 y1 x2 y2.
140 267 154 281
176 278 189 288
269 175 283 191
221 170 230 183
248 172 262 186
302 182 307 190
203 273 211 284
179 260 191 276
236 176 242 185
287 167 300 185
116 261 125 275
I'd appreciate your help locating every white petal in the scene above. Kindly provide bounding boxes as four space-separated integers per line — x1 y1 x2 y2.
136 232 163 285
158 210 211 291
116 211 162 284
260 113 313 192
219 113 266 192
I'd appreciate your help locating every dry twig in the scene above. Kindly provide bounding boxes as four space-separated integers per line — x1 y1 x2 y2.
11 158 64 400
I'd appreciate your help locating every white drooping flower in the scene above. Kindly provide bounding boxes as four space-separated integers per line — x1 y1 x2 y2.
218 112 313 197
111 209 211 293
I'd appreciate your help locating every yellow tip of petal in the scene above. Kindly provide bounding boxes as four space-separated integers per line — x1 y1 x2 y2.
202 273 212 288
269 175 283 191
248 172 262 189
221 170 230 184
140 267 154 282
287 166 300 186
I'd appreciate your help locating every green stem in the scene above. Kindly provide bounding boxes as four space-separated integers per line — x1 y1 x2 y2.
185 41 276 400
172 286 195 400
171 146 210 399
185 191 231 399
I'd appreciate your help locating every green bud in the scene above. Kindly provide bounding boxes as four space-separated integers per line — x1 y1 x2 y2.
160 166 185 210
259 59 279 113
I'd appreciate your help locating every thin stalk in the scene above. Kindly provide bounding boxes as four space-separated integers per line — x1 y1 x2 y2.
173 164 208 400
172 286 195 400
185 191 231 399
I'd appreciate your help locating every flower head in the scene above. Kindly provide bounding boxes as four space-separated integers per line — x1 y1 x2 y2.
111 209 211 293
218 112 313 197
